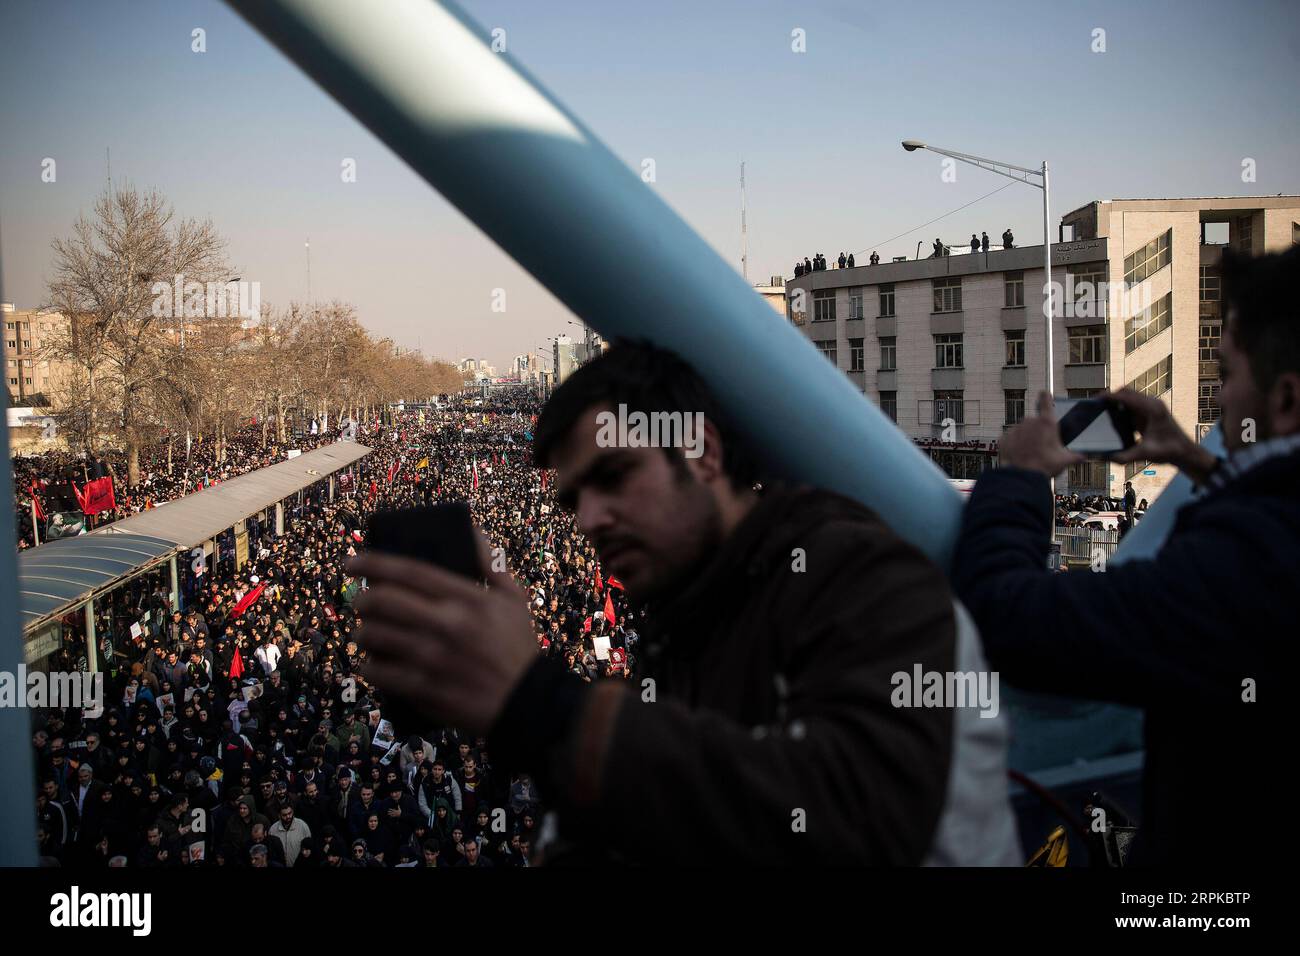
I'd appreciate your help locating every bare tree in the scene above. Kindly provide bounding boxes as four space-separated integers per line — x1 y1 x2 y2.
44 185 234 485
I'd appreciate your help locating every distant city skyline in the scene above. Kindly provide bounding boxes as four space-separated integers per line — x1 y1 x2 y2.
2 0 1297 372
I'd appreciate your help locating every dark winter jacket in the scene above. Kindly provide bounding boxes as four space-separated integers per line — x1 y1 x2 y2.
952 448 1295 865
498 485 964 865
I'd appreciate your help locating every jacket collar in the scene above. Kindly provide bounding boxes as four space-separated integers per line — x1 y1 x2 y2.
1203 435 1300 495
640 485 812 655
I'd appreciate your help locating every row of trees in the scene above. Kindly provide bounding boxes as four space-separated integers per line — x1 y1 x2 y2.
41 185 466 486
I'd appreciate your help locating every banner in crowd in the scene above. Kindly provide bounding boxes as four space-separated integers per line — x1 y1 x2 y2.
227 581 267 619
74 476 116 515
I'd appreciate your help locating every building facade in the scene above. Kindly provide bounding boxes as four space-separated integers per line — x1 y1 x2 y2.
2 304 70 406
786 196 1300 502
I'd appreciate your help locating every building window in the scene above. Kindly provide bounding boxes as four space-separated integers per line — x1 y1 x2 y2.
1199 266 1221 320
1235 215 1253 254
5 340 14 350
879 391 897 422
1004 329 1025 367
1123 229 1172 285
1128 354 1173 398
1067 461 1109 493
1199 267 1222 303
1004 271 1024 308
1066 263 1108 317
1005 390 1026 426
814 339 838 366
934 333 963 368
813 289 836 322
23 377 31 385
849 288 864 320
879 336 896 370
7 377 16 386
1067 388 1103 399
1124 291 1172 353
4 322 13 331
933 277 962 313
1068 324 1107 365
1199 322 1222 363
934 389 964 424
848 337 864 372
929 450 987 480
879 284 896 317
1199 382 1221 423
1124 458 1152 480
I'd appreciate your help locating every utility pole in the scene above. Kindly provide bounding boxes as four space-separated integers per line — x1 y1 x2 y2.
305 238 312 301
740 160 748 283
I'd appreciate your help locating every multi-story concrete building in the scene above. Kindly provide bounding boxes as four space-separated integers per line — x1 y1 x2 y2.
755 278 786 316
457 358 497 381
786 196 1300 501
2 304 71 406
512 353 543 384
552 335 579 385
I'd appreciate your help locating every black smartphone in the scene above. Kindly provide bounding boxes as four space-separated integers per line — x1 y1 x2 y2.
1055 397 1137 458
360 502 481 739
364 501 481 581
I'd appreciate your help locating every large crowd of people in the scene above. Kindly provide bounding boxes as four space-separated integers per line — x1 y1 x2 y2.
26 390 633 867
14 427 337 548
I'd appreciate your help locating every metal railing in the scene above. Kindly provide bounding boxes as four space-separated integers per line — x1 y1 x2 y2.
918 399 982 426
1055 525 1121 564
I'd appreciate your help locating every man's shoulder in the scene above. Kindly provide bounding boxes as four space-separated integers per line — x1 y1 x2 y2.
755 485 936 573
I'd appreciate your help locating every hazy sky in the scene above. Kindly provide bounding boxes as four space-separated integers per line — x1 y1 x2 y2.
2 0 1297 372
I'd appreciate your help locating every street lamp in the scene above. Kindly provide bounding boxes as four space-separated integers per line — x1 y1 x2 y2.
902 140 1056 394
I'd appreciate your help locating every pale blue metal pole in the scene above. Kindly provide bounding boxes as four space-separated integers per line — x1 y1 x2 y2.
0 233 40 865
224 0 964 567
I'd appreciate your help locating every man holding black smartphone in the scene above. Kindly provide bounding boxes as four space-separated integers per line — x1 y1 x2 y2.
954 245 1298 865
349 343 1019 866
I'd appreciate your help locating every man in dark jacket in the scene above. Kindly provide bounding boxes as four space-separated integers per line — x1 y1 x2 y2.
953 245 1296 865
350 343 1017 865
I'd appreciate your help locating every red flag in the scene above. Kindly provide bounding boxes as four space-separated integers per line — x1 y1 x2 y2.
540 470 549 492
229 646 245 679
227 581 267 619
593 568 603 593
606 575 625 592
29 483 46 521
387 460 399 485
369 480 378 500
77 477 116 515
472 457 480 490
604 589 616 623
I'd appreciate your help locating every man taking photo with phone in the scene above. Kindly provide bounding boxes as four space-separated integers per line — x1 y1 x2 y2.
953 245 1297 866
348 344 1020 866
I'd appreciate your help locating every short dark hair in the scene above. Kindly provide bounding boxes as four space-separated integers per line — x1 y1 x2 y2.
533 341 762 489
1222 244 1300 393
